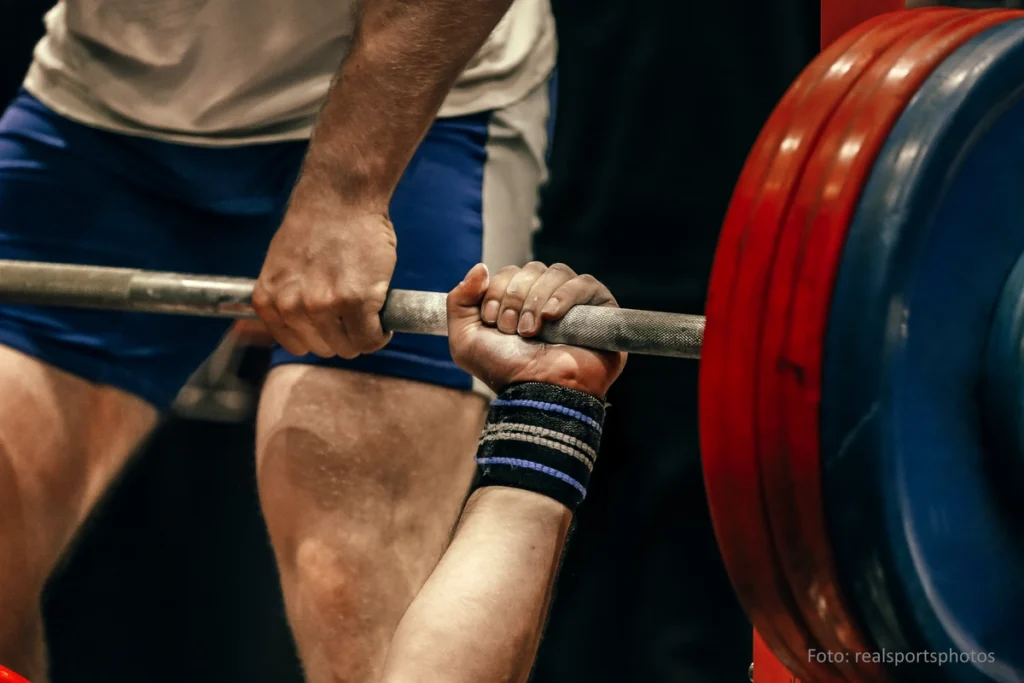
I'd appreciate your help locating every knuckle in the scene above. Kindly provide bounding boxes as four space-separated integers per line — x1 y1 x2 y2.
336 346 361 360
506 277 535 301
524 260 547 272
344 330 379 354
305 294 337 315
356 296 385 313
277 292 304 316
494 268 520 287
504 284 528 302
333 289 362 310
550 262 575 275
251 286 272 311
525 291 546 309
577 274 599 286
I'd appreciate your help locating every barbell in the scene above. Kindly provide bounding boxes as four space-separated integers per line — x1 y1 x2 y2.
0 259 706 359
1 7 1023 683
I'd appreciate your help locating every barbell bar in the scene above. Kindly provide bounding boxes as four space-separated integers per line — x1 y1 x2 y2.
0 259 705 359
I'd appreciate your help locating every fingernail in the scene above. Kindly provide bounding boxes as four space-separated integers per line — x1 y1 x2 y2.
518 311 535 334
499 308 518 332
541 298 559 316
483 300 499 322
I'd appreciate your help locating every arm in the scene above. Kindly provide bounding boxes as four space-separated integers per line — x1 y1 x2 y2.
381 487 571 683
253 0 514 359
380 263 627 683
295 0 516 209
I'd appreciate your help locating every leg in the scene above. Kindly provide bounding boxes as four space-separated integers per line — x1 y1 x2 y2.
0 90 303 677
0 346 156 679
257 80 552 682
257 367 484 682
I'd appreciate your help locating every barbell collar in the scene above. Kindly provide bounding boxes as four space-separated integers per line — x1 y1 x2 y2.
0 260 704 359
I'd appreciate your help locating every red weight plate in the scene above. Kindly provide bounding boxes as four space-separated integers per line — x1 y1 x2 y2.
757 9 1018 681
722 10 976 683
700 18 892 679
821 0 904 50
700 7 964 681
0 667 30 683
757 6 1023 680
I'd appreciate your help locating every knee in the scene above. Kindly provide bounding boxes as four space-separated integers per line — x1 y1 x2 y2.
282 538 409 682
281 534 417 643
291 539 373 614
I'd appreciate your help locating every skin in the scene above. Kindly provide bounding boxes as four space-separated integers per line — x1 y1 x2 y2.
379 263 625 683
0 259 623 683
252 0 518 359
256 367 486 683
0 3 539 682
254 262 626 683
0 347 156 682
251 2 547 681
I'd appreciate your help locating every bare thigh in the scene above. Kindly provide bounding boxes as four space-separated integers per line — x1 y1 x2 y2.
0 345 157 674
256 365 485 683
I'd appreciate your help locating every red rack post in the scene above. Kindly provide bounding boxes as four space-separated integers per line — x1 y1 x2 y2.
754 629 801 682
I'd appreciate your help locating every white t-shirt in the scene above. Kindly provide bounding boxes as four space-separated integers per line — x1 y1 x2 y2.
23 0 555 145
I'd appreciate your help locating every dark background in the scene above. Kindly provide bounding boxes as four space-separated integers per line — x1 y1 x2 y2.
0 1 1012 681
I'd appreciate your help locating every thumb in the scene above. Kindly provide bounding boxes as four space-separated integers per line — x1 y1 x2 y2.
447 264 490 334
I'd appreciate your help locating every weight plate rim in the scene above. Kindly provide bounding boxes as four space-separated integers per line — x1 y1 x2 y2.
699 9 949 680
757 9 1019 681
822 16 1024 681
756 9 979 682
757 10 988 681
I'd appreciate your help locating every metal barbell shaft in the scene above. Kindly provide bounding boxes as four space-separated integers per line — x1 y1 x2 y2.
0 260 704 359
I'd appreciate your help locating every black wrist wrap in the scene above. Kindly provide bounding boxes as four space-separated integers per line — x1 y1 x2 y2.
475 382 607 512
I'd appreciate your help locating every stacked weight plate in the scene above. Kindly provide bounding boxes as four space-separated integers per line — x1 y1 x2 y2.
701 8 1024 683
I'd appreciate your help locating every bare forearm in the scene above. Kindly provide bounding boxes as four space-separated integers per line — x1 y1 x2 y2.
380 486 572 683
296 0 515 211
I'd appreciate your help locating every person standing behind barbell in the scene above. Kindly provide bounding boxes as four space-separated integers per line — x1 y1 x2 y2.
0 0 554 679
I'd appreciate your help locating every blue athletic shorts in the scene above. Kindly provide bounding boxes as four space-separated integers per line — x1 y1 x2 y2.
0 86 551 408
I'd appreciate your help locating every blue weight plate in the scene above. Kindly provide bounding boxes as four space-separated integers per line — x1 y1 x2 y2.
985 254 1024 511
822 18 1024 683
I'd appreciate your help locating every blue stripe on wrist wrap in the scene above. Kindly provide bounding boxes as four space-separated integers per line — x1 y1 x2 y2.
475 382 606 511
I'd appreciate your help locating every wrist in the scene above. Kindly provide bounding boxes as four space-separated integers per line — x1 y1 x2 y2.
293 152 394 215
475 383 607 513
465 486 573 524
507 365 615 400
